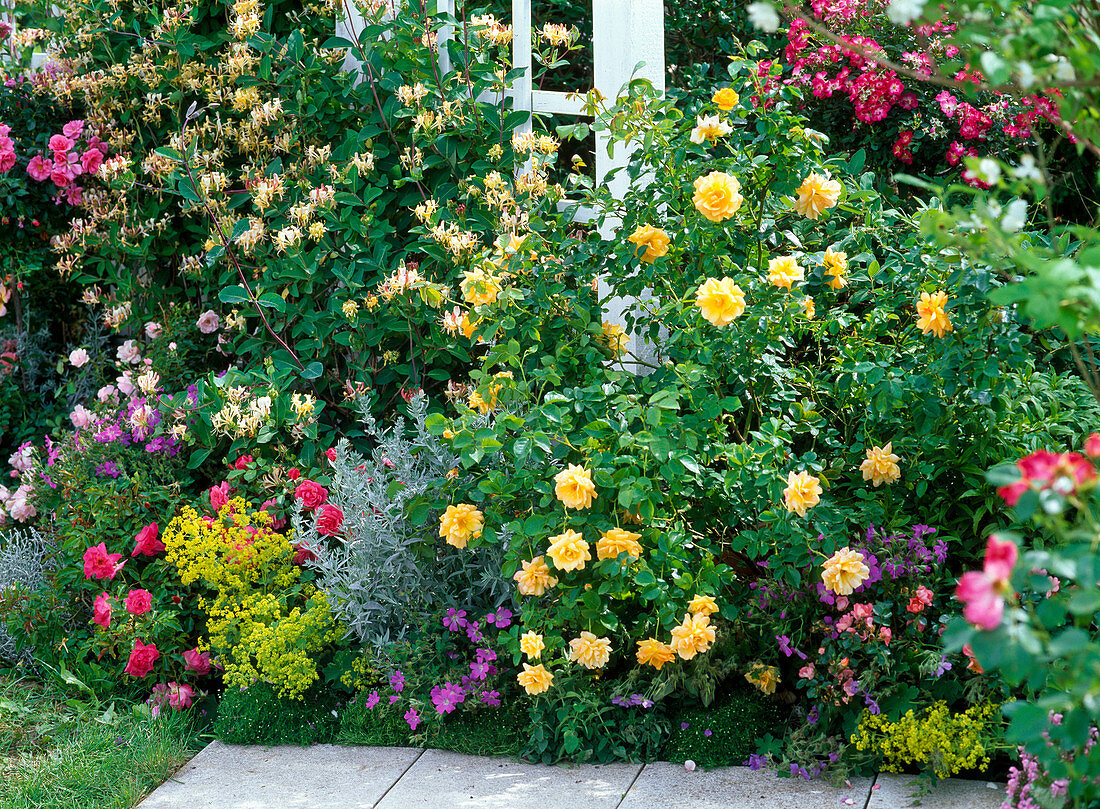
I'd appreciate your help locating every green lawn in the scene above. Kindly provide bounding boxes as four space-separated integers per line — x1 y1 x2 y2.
0 670 202 809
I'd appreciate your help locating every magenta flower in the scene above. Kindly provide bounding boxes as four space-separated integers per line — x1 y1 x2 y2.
404 708 420 730
955 534 1017 630
430 682 466 715
389 671 405 693
442 608 467 631
485 608 512 628
480 690 501 706
364 690 380 709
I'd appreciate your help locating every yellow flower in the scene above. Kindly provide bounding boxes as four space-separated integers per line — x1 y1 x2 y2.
670 612 716 660
438 503 483 549
460 266 501 306
793 173 842 220
636 638 676 670
514 556 557 596
568 631 612 669
602 322 629 356
627 225 670 263
554 464 597 509
712 87 740 111
860 443 901 487
546 529 591 572
460 312 478 340
517 663 554 695
916 291 952 338
692 171 743 223
822 547 871 595
688 594 719 617
596 527 643 561
823 247 848 289
801 297 815 319
745 663 779 695
783 470 822 517
695 277 746 327
689 114 732 145
520 631 545 660
767 255 804 291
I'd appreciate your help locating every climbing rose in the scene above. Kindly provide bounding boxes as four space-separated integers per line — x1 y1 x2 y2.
627 224 670 263
822 547 871 595
568 631 612 669
712 87 739 110
767 255 804 291
183 648 212 675
596 527 643 561
695 277 746 327
860 444 901 487
955 534 1017 630
93 593 112 629
83 543 125 580
670 612 716 660
546 529 591 572
793 172 842 219
636 638 676 669
513 556 557 596
783 471 822 517
438 503 483 549
915 291 952 338
125 588 153 616
692 171 743 222
519 631 545 660
317 504 345 537
124 639 160 677
553 464 596 509
132 522 164 556
517 663 554 695
294 480 328 509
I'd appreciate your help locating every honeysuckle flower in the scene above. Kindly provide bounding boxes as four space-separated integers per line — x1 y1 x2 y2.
636 638 676 669
546 529 591 572
438 503 483 549
783 470 822 517
822 547 870 595
712 88 739 110
520 631 545 660
627 224 670 263
514 556 557 596
596 527 643 561
695 277 746 327
670 612 716 660
689 114 732 145
860 443 901 487
688 594 719 617
568 631 612 669
517 663 554 695
692 171 743 222
793 173 842 219
767 255 803 290
955 534 1017 630
823 247 849 289
554 464 596 509
915 291 952 338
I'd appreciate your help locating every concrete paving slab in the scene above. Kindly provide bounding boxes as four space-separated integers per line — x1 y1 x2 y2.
867 774 1005 809
373 749 643 809
618 762 874 809
137 741 423 809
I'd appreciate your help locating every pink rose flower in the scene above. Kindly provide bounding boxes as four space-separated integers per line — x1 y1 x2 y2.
26 154 52 182
293 543 318 566
955 534 1017 630
117 339 141 364
144 321 163 339
316 504 344 536
232 455 253 470
798 665 815 679
69 347 90 367
70 404 95 429
125 588 153 616
183 648 212 675
325 448 337 463
196 310 220 334
83 543 125 580
167 682 195 710
132 522 164 556
294 480 328 510
1086 433 1100 459
62 120 85 139
80 148 103 175
93 593 112 629
209 482 231 513
124 639 160 677
48 134 74 155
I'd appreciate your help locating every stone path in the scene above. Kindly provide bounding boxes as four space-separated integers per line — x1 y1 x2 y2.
137 742 1005 809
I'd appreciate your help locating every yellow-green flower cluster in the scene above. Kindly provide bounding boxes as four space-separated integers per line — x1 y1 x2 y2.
851 701 998 779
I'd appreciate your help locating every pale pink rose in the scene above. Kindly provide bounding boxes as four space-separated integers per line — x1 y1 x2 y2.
168 342 178 351
798 665 815 679
70 404 94 429
62 120 85 139
8 486 36 522
167 682 194 710
117 339 141 364
116 372 136 396
196 310 220 334
97 385 117 401
69 347 90 367
144 321 163 339
8 445 33 473
48 134 74 154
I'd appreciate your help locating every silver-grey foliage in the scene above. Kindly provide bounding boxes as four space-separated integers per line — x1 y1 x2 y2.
293 393 513 647
0 527 51 663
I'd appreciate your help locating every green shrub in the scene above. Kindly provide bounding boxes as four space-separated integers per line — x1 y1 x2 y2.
663 689 788 769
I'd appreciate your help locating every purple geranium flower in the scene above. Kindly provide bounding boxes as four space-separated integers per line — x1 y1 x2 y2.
745 753 768 771
443 608 467 631
389 671 405 693
364 690 380 709
404 708 420 730
430 682 466 715
485 608 512 628
480 690 501 706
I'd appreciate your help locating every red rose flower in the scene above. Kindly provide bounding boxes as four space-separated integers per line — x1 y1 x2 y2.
288 468 300 481
293 543 317 566
125 588 153 616
124 639 160 677
209 481 231 513
83 543 125 580
131 522 164 556
183 648 212 675
325 448 337 463
294 480 328 509
93 593 112 629
316 504 344 536
232 454 254 470
1086 433 1100 459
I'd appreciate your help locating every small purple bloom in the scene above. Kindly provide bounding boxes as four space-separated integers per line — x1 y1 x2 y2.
364 690 380 709
681 722 690 730
389 695 400 705
485 608 512 628
430 682 466 715
404 708 420 730
745 754 768 771
390 671 405 693
480 690 501 706
465 620 483 643
704 729 712 737
443 608 467 632
469 660 491 681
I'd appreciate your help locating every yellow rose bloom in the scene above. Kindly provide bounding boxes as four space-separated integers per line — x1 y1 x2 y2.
745 663 779 695
546 528 591 572
801 296 815 319
793 172 842 220
601 321 629 356
568 631 612 669
554 464 597 509
695 277 746 327
460 266 501 306
916 291 953 338
460 312 478 340
669 612 716 660
688 594 719 617
823 247 848 289
627 225 671 263
438 503 483 549
783 470 822 517
712 87 740 111
860 443 901 487
520 631 545 660
636 638 676 670
596 527 643 561
689 114 732 145
822 547 871 595
692 171 743 223
517 662 554 695
767 255 804 291
514 556 557 596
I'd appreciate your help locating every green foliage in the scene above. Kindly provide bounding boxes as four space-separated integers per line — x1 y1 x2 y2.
662 689 787 769
214 681 339 746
